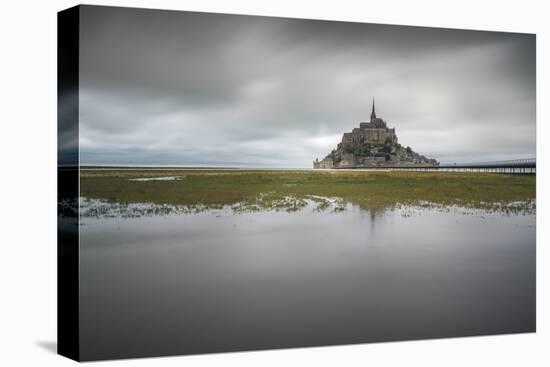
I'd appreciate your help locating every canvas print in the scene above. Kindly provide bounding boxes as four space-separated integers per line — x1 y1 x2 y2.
58 5 536 361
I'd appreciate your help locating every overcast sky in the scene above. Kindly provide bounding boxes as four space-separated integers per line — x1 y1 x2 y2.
79 5 536 167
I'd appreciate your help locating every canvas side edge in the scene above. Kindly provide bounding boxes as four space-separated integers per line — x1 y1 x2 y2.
57 5 80 362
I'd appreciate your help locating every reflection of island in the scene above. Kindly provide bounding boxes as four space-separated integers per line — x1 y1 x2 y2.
314 100 438 168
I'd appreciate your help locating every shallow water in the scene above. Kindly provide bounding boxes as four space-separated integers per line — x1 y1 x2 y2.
79 201 535 360
128 176 183 181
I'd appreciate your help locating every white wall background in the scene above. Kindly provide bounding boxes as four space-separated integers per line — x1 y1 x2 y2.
0 0 547 366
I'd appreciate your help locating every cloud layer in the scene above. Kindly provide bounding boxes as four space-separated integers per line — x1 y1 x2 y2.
79 6 536 166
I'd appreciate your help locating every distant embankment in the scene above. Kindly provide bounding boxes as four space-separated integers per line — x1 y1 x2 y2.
80 165 241 170
333 158 536 174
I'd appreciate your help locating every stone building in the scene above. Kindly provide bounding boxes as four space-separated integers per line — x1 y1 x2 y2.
313 157 333 169
342 99 398 146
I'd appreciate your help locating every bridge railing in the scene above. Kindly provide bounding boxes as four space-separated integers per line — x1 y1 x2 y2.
441 158 536 168
328 158 536 174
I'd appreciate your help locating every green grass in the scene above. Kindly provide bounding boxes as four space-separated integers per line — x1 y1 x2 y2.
79 169 536 213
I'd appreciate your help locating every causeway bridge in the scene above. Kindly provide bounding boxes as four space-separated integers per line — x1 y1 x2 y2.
337 158 536 174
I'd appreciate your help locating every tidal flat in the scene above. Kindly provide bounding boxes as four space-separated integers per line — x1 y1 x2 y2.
79 169 536 214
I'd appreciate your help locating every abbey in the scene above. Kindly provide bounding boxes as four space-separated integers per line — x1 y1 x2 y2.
313 100 438 169
344 99 398 146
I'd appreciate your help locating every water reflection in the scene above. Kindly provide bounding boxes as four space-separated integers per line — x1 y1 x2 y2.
78 196 535 359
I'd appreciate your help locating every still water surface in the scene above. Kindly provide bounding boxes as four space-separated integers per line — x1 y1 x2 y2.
79 201 535 360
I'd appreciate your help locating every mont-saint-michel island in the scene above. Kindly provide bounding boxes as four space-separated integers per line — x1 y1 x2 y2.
314 100 439 169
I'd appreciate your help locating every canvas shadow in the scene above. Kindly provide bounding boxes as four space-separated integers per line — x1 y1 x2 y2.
36 340 57 354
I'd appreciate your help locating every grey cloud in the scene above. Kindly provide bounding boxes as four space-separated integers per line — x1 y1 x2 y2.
78 5 536 166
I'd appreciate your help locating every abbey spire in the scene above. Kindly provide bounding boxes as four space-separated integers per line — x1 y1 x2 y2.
370 98 377 122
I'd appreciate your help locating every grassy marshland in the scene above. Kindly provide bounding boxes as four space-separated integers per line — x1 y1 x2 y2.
79 169 536 213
